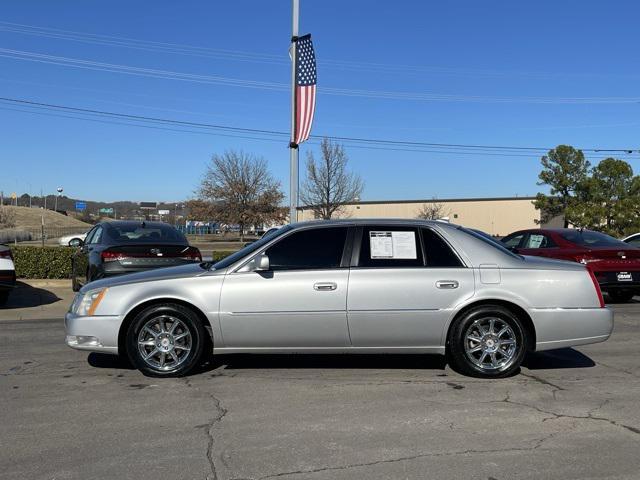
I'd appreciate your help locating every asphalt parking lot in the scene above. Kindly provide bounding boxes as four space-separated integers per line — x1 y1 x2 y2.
1 286 639 480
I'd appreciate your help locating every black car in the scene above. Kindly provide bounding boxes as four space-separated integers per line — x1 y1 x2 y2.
0 245 16 305
71 221 202 291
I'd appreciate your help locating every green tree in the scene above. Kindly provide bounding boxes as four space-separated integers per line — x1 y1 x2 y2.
534 145 590 227
573 158 638 236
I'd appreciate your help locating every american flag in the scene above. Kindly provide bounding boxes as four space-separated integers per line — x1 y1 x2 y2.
293 34 316 145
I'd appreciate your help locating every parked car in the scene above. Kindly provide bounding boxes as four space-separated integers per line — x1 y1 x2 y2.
58 231 89 246
502 228 640 302
71 221 202 292
0 245 16 306
622 233 640 248
65 219 612 378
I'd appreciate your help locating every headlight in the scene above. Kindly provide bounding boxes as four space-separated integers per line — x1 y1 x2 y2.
71 288 108 316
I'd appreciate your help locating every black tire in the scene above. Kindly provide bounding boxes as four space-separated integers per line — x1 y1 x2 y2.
447 305 528 378
126 303 205 377
607 290 635 303
0 290 9 306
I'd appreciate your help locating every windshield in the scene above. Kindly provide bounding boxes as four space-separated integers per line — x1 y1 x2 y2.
209 224 293 269
458 227 521 259
106 223 187 244
560 230 628 248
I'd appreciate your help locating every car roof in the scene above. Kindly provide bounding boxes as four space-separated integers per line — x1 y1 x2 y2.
100 221 173 228
290 218 456 229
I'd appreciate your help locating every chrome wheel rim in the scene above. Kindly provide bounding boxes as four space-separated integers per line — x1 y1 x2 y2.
137 315 192 371
464 317 517 371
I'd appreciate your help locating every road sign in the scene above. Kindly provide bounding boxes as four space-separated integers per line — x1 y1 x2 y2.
75 201 86 211
139 202 157 210
99 207 114 214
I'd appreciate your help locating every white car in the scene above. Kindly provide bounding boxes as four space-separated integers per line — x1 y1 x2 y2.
0 245 16 305
58 231 89 247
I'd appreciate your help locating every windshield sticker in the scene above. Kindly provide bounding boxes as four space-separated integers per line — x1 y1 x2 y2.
370 231 417 259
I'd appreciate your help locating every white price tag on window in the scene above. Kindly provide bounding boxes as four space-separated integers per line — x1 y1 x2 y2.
369 231 417 259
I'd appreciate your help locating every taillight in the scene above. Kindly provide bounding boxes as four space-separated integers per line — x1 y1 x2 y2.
0 249 13 260
588 268 605 308
180 247 202 262
101 250 129 262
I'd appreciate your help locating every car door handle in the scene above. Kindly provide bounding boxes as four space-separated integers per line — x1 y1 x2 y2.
436 280 459 289
314 282 337 291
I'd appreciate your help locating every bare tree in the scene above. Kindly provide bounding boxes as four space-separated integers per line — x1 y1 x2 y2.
198 151 285 241
300 138 364 220
0 207 16 228
416 201 449 220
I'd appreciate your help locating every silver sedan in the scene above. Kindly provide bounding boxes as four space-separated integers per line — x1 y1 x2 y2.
65 219 613 378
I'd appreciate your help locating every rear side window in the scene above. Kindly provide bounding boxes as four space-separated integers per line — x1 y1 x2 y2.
523 233 556 249
421 228 463 267
266 227 347 271
561 230 628 248
625 235 640 248
358 226 423 268
502 233 525 249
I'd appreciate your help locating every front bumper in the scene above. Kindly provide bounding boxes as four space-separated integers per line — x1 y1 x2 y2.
64 311 122 354
532 307 614 351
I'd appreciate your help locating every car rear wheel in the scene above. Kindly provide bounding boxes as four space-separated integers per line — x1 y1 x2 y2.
448 305 528 378
607 290 635 303
126 303 205 377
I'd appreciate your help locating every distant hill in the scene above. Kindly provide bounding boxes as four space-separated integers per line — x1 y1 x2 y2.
2 205 92 231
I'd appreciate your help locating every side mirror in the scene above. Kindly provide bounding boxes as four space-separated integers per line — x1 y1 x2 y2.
69 238 84 247
255 253 270 271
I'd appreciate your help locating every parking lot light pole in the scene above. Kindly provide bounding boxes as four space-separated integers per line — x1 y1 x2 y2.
289 0 299 224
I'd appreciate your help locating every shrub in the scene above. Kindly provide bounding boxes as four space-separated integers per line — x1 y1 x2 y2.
9 247 234 279
10 246 75 279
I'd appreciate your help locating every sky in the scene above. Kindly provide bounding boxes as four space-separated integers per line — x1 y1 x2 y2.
1 1 640 204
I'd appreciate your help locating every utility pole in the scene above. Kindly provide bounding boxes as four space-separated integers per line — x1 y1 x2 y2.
289 0 299 223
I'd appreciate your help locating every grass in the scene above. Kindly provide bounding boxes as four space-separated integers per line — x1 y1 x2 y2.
1 205 91 231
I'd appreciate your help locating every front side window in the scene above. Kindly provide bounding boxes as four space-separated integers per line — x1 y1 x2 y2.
358 226 423 268
502 233 525 249
421 228 463 267
266 227 348 271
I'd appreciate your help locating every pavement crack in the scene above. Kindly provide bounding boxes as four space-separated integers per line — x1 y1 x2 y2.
258 443 546 479
184 377 228 480
520 372 564 400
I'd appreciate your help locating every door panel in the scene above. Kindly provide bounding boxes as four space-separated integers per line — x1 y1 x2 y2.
347 268 475 347
219 269 350 348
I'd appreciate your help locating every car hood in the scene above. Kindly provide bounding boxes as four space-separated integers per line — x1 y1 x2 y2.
79 262 219 292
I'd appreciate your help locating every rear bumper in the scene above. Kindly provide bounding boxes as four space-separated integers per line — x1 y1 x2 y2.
64 312 122 354
531 307 613 351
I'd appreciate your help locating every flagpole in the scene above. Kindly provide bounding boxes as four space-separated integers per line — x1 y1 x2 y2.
289 0 299 224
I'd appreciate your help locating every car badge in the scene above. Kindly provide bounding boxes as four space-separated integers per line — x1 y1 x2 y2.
618 252 626 259
150 248 163 257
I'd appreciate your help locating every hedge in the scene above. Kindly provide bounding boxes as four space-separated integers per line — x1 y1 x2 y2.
10 246 75 279
9 246 234 279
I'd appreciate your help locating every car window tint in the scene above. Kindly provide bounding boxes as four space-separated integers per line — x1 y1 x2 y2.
266 227 347 271
502 233 524 249
88 226 103 245
84 227 97 245
561 230 628 247
358 226 423 268
106 224 187 244
524 233 556 249
421 228 463 267
625 236 640 247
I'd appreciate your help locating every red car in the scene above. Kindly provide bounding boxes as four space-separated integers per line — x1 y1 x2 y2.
501 228 640 303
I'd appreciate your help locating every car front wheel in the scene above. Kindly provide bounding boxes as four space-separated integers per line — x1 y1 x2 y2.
126 303 206 377
448 305 528 378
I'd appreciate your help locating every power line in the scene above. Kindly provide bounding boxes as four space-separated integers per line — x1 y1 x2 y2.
0 96 638 159
2 47 640 105
2 20 638 80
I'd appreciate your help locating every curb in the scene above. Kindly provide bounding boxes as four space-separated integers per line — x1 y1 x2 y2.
17 279 71 288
